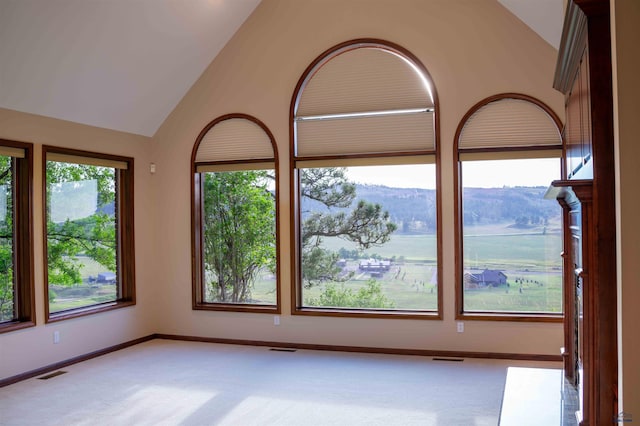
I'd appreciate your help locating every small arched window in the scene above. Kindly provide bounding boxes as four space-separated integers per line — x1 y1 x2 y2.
291 40 441 318
192 114 279 313
454 94 563 320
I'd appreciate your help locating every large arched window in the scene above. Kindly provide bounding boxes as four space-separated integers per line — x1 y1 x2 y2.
192 114 280 313
291 40 441 318
454 93 563 320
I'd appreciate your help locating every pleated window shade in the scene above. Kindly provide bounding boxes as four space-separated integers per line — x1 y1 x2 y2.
195 118 274 164
458 98 561 150
0 146 26 159
295 47 435 157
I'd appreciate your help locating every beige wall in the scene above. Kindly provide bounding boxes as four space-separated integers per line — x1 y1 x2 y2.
612 0 640 416
152 0 564 355
0 108 156 380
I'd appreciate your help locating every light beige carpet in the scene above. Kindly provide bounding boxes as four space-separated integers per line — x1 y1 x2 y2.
0 339 560 426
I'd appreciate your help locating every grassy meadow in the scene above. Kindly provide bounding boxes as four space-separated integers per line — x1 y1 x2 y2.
301 222 562 312
49 256 117 313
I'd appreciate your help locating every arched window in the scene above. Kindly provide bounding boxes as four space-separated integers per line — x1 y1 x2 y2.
454 93 563 320
192 114 279 312
291 40 441 318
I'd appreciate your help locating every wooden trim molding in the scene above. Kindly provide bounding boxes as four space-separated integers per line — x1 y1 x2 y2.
42 146 136 323
190 113 281 313
453 93 564 321
155 334 563 362
0 335 155 388
0 333 562 388
554 1 588 93
552 1 618 423
0 139 35 334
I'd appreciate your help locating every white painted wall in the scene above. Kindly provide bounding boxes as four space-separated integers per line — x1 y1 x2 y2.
152 0 565 355
0 109 156 380
612 0 640 417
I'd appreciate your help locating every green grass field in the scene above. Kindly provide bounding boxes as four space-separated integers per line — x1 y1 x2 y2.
49 256 117 313
306 224 562 312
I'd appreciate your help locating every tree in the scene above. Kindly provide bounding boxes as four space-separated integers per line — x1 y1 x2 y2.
45 162 116 286
202 170 275 303
306 279 395 309
0 155 14 320
300 167 397 287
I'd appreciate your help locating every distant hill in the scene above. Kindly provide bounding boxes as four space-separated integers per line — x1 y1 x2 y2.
302 184 559 235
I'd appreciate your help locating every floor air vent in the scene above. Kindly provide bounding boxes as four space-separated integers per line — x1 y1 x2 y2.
38 370 67 380
432 357 464 362
269 348 297 352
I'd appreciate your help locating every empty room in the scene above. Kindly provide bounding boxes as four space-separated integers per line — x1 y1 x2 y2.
0 0 638 425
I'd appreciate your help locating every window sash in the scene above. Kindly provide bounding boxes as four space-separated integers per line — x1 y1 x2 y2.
459 149 562 161
295 110 435 157
47 153 128 170
196 161 275 173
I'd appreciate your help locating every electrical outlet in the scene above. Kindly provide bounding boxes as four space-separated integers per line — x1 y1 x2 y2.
53 331 60 344
456 322 464 333
273 315 280 326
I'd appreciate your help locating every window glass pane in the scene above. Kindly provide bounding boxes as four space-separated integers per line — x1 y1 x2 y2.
0 155 15 322
300 164 437 311
461 158 562 313
46 161 118 313
202 169 276 305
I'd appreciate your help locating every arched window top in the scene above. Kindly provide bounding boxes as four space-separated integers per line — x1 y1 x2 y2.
194 114 276 164
296 44 434 116
293 40 437 158
457 94 562 151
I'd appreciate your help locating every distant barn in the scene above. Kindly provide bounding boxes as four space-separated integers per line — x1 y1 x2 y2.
464 269 507 289
358 259 391 273
97 272 117 284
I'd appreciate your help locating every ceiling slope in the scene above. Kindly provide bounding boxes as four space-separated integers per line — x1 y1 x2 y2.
498 0 564 49
0 0 261 136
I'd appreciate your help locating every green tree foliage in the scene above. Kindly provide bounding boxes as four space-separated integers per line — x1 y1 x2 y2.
0 155 14 321
203 170 275 303
46 162 116 286
306 279 395 309
300 168 397 286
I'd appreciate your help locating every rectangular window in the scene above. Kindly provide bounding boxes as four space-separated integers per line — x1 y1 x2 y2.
201 169 277 306
0 141 34 333
460 158 562 315
0 154 16 322
44 147 134 322
298 163 438 313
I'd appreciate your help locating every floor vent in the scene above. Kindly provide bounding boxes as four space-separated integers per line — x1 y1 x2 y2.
37 371 67 380
432 357 464 362
269 348 297 352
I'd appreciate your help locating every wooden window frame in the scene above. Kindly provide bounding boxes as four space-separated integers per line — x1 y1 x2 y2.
43 146 135 323
453 93 565 322
191 114 281 314
290 39 442 320
0 139 35 334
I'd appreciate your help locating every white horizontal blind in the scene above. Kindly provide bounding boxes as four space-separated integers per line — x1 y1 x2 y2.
196 161 275 173
196 118 274 163
296 154 435 169
295 46 435 157
0 146 26 158
459 98 561 150
47 153 128 170
297 110 434 156
459 149 561 161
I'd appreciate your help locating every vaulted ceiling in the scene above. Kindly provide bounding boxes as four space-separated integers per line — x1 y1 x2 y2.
0 0 562 137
